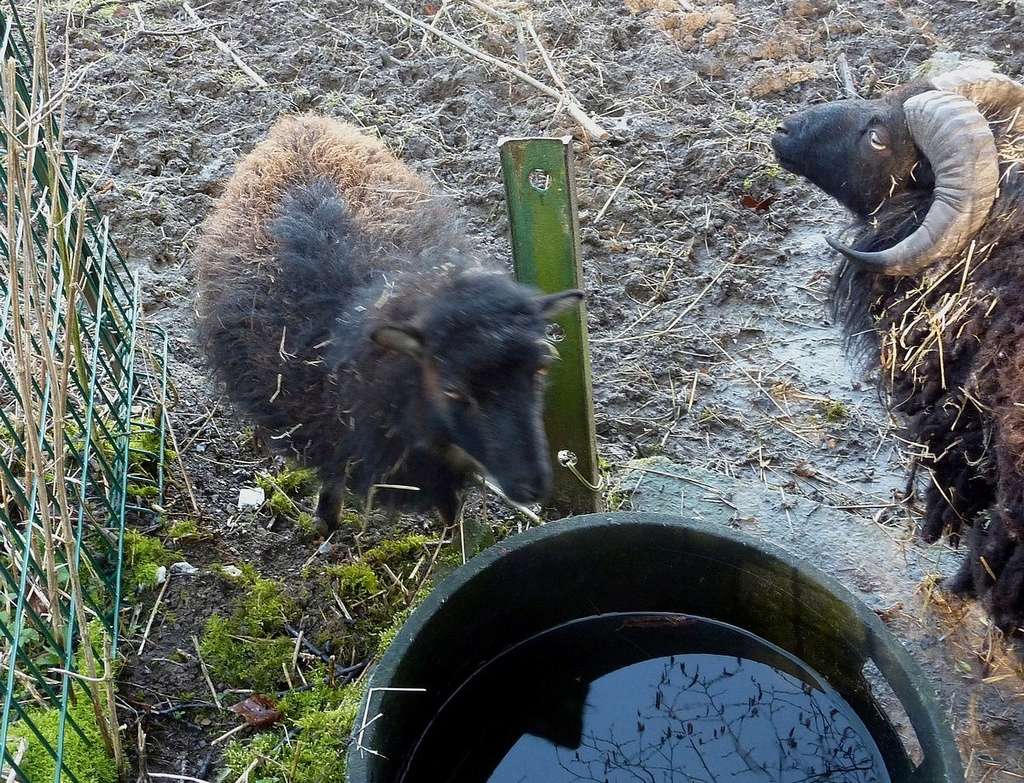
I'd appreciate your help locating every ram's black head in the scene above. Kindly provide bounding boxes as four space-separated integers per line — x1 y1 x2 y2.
372 272 583 507
772 69 1024 276
772 84 934 218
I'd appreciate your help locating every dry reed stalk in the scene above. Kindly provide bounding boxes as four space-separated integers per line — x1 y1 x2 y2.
1 1 125 773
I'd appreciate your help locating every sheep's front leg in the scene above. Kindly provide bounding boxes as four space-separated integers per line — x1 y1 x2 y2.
916 410 993 543
435 487 465 529
946 403 1024 629
316 479 346 536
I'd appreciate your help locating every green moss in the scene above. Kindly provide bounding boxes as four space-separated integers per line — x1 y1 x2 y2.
66 419 116 470
269 490 296 517
6 686 117 783
200 615 295 693
257 465 319 523
129 418 175 469
296 512 318 536
133 562 162 592
364 535 429 567
199 569 298 691
605 488 629 511
215 535 453 776
375 585 431 657
375 606 412 657
167 519 206 541
276 668 358 718
223 679 364 783
244 576 296 633
820 399 850 423
123 530 173 592
325 562 379 599
262 465 319 495
127 483 159 499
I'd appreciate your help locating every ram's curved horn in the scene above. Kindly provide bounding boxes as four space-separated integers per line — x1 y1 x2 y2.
931 67 1024 115
827 91 1000 276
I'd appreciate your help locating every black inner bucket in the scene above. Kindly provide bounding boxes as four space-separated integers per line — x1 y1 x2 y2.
347 513 963 783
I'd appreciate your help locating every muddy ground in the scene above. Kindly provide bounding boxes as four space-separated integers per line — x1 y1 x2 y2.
42 0 1024 778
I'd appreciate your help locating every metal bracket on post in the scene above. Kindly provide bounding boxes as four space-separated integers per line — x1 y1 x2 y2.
499 135 601 517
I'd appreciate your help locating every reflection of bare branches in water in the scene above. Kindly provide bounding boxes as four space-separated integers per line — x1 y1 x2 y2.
555 656 886 783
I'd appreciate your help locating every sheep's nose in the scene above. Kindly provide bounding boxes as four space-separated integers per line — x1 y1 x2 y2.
775 117 798 136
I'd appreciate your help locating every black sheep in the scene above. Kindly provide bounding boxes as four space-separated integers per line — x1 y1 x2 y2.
772 68 1024 632
195 114 583 532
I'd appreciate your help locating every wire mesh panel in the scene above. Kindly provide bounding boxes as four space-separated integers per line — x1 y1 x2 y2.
0 3 166 780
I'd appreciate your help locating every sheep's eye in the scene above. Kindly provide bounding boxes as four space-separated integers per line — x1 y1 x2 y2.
443 388 466 402
869 130 888 151
536 366 549 379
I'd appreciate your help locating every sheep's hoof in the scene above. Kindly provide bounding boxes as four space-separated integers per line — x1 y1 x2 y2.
943 563 976 597
313 516 333 539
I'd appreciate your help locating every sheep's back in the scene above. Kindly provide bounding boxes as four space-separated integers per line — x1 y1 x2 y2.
193 114 445 455
197 114 442 295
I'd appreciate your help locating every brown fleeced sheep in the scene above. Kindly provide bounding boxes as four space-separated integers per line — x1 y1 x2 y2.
195 114 583 532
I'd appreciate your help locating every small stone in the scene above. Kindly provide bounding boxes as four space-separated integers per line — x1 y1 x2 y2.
221 565 243 579
238 486 265 510
171 561 198 576
153 566 167 586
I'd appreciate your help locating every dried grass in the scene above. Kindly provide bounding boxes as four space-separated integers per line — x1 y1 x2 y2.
878 114 1024 395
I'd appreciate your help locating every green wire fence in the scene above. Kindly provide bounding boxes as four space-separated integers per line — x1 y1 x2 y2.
1 3 168 780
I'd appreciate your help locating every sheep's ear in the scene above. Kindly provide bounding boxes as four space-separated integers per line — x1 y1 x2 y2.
371 323 424 359
536 290 584 320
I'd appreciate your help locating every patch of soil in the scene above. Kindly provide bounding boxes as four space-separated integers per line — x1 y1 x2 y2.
42 0 1024 777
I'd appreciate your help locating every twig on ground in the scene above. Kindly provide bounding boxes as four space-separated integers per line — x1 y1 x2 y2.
624 465 738 510
294 8 355 43
132 699 217 716
232 758 259 783
594 262 730 345
135 22 226 37
85 0 143 15
181 2 267 87
369 0 608 140
463 0 510 21
136 723 149 783
191 635 223 709
837 52 858 98
483 478 542 529
211 721 248 746
593 162 644 224
131 7 224 37
5 739 27 783
137 570 172 657
525 18 568 93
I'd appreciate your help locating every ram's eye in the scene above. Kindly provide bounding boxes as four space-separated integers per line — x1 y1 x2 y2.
444 388 466 402
536 366 549 379
869 130 888 151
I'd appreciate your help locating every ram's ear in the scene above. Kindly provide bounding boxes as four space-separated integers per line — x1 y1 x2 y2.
536 290 584 320
371 323 424 359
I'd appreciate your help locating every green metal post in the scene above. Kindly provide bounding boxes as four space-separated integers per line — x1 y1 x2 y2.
499 136 601 516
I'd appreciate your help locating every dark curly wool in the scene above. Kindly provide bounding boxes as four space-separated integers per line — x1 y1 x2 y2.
832 154 1024 631
196 114 575 529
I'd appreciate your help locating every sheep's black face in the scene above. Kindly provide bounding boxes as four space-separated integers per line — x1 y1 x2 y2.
771 85 935 217
373 274 583 506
